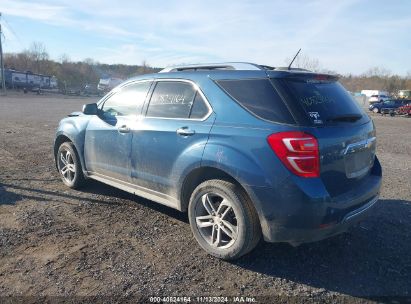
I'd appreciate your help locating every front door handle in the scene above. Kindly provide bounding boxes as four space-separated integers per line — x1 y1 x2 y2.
177 127 195 136
118 125 130 133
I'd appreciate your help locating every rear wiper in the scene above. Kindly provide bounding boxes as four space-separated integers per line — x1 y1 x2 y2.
326 114 362 122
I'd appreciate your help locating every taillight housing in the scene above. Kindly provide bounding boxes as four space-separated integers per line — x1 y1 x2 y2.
267 131 320 178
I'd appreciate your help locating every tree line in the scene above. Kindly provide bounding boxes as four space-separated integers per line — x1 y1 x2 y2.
4 42 159 89
287 55 411 95
4 42 411 94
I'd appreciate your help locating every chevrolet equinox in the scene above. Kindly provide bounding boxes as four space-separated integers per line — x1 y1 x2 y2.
54 63 382 259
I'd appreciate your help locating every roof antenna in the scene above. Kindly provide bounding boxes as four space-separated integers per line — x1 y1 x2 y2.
288 48 301 70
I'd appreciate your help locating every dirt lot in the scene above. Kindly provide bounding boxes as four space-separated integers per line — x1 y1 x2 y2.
0 93 410 303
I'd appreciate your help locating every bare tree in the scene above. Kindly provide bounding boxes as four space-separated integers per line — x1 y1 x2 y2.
362 67 391 78
83 58 97 66
28 42 49 61
59 54 71 64
4 52 32 71
27 41 49 73
136 60 151 74
384 75 406 95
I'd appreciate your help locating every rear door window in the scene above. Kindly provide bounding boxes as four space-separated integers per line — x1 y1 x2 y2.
216 79 295 124
274 78 367 125
146 81 210 119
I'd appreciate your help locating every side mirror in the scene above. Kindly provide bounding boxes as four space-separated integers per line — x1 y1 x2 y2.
82 103 98 115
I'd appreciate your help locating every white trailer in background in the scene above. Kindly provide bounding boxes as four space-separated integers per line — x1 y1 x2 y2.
97 77 123 92
5 69 58 90
50 76 58 89
360 90 389 97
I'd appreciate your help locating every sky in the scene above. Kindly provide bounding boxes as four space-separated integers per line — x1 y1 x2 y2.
0 0 410 75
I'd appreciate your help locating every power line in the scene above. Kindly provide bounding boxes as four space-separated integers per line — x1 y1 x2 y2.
2 16 24 48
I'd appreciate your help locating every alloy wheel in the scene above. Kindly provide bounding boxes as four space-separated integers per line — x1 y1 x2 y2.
195 192 238 249
59 149 76 183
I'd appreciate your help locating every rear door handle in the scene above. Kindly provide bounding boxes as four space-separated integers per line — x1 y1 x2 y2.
177 127 195 136
118 125 130 133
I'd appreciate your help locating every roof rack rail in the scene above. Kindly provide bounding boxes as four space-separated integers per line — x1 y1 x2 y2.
159 62 265 73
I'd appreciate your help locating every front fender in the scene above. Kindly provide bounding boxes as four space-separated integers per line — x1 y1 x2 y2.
54 116 91 172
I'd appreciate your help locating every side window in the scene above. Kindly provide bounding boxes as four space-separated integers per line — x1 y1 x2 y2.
146 82 196 119
217 79 295 124
102 81 151 117
189 92 209 119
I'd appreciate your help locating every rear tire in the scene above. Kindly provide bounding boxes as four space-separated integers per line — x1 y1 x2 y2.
57 142 85 189
188 179 261 260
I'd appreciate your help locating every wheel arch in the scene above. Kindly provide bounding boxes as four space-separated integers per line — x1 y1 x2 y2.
180 166 239 211
54 134 73 169
179 166 262 215
54 133 85 173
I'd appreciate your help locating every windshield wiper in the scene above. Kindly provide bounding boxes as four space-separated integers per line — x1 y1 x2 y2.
326 114 362 122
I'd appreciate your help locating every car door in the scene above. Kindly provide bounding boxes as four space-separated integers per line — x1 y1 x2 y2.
130 80 215 198
84 80 152 182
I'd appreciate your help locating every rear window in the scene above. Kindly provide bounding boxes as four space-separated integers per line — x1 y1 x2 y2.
275 79 366 125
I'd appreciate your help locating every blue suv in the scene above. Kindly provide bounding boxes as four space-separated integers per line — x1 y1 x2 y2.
369 99 410 113
54 63 382 259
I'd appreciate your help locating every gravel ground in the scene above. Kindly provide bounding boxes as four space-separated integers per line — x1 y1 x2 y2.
0 92 410 303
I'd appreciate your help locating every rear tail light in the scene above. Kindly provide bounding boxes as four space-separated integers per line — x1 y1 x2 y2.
267 131 320 178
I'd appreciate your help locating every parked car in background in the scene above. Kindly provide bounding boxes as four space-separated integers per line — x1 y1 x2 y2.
398 90 411 99
54 62 381 260
369 99 410 113
63 87 82 96
97 77 123 93
82 84 102 97
397 102 411 116
368 94 390 104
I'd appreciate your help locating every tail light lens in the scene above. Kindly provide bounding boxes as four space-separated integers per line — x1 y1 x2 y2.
267 131 320 178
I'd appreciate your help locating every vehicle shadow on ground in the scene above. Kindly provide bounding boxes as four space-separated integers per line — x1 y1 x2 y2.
0 183 24 205
232 199 411 299
81 180 189 223
0 182 123 206
0 178 188 222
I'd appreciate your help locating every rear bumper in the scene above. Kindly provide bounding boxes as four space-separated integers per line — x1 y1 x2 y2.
247 157 382 245
264 195 378 246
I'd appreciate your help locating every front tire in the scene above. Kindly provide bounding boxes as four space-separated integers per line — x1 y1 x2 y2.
188 179 261 260
57 142 85 189
373 107 379 113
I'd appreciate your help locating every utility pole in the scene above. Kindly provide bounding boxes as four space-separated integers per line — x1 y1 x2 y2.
0 12 6 95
